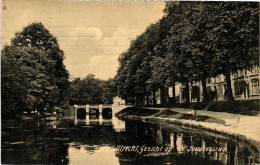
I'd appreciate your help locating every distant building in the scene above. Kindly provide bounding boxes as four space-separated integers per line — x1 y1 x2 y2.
113 96 126 106
178 66 260 103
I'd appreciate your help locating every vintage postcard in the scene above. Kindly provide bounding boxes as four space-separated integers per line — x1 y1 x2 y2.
1 0 260 164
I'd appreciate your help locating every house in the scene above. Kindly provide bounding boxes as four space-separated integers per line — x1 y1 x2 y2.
178 66 260 103
113 96 126 106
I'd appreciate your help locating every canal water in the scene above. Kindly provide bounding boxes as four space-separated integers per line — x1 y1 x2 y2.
1 109 259 165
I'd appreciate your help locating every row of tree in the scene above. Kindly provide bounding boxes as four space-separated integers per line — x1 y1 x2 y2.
69 74 117 105
115 2 259 106
2 23 70 117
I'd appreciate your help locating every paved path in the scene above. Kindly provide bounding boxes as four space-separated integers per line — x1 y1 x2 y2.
141 107 260 143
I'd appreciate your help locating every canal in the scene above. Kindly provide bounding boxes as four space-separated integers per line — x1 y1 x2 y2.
1 108 259 165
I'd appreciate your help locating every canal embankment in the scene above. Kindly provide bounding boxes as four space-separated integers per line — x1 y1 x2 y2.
116 107 260 149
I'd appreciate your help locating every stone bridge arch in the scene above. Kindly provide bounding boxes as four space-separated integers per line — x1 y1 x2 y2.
73 104 129 121
102 108 112 119
77 108 86 119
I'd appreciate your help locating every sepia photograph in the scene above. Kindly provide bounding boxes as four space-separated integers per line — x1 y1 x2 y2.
1 0 260 164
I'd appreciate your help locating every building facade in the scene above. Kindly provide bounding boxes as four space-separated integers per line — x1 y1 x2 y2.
178 66 260 103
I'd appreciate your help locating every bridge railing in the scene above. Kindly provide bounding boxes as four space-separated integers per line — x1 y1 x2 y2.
69 104 127 109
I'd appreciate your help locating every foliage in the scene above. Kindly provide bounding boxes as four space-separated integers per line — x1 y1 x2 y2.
2 46 57 116
206 2 259 102
115 2 259 106
1 22 69 117
69 75 117 105
11 22 59 50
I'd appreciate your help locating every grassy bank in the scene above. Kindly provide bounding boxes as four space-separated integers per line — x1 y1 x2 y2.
117 107 225 125
145 99 260 116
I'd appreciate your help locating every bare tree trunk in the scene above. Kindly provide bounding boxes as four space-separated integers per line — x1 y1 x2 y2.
135 96 139 106
146 94 150 106
140 95 144 106
225 68 234 102
201 78 209 102
160 87 166 106
165 87 169 105
153 90 156 106
172 83 176 105
185 82 190 104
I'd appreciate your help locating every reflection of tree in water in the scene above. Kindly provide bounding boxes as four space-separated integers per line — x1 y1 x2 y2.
69 143 100 155
66 125 118 153
2 118 259 165
25 127 69 164
115 125 224 165
229 141 259 165
116 121 260 165
83 145 100 155
2 120 69 164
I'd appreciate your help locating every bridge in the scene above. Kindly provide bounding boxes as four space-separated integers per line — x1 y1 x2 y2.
73 104 127 117
73 104 128 131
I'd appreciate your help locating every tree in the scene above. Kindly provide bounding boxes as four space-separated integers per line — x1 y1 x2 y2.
115 51 136 103
1 46 56 115
11 22 69 108
206 2 259 102
11 22 59 50
165 2 217 102
2 22 69 117
115 1 259 106
69 75 117 105
100 78 117 104
1 46 29 117
164 2 196 104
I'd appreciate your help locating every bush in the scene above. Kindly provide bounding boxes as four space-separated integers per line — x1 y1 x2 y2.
192 102 209 110
207 100 260 116
174 103 195 108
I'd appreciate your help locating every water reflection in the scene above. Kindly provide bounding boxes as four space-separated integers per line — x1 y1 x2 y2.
99 115 103 125
112 117 125 132
68 144 119 165
1 111 259 165
74 110 126 132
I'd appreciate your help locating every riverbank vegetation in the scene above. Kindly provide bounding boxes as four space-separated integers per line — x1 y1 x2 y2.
141 99 260 116
115 2 259 106
206 100 260 116
2 23 69 118
117 107 225 125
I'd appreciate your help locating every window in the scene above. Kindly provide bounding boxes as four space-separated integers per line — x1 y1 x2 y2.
191 86 200 100
234 81 245 96
251 79 259 95
207 78 211 84
251 67 259 74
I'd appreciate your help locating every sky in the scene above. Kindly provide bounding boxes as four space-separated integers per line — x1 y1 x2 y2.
1 0 165 80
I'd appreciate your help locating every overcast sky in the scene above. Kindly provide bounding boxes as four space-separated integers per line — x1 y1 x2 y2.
1 0 165 80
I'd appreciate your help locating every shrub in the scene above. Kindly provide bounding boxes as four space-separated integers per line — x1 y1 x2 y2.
207 100 260 116
192 102 209 110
